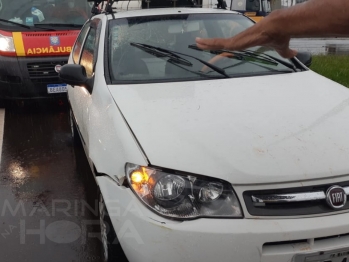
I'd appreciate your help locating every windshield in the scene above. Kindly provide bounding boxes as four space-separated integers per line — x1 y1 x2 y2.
0 0 92 28
108 13 295 84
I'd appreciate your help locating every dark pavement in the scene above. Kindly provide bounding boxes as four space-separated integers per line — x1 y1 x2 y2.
0 101 102 262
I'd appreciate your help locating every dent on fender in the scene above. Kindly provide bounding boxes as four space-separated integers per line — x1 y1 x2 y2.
93 162 125 186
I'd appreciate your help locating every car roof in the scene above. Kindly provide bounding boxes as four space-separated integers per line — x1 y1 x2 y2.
98 8 240 20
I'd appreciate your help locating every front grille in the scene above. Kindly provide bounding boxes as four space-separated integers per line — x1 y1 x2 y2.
264 233 349 248
27 61 67 83
243 181 349 216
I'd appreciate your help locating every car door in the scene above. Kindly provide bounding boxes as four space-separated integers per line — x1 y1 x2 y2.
75 18 102 149
69 21 90 141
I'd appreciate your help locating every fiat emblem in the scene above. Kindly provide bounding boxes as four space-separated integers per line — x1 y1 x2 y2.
55 65 62 73
326 185 347 209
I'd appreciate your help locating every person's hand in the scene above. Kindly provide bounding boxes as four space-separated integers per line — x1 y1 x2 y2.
196 12 297 58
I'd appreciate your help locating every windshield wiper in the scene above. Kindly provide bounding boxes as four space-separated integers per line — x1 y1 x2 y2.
189 45 297 72
0 19 57 31
34 23 82 28
130 42 229 78
189 44 278 65
130 42 193 66
32 25 57 31
237 50 297 71
0 18 31 29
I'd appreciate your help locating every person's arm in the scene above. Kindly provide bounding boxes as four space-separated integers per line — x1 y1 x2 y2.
196 0 349 58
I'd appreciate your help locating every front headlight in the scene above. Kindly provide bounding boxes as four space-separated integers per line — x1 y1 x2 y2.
0 33 15 53
126 163 243 220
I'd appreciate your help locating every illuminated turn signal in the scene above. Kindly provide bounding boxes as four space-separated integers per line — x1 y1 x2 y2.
130 169 149 184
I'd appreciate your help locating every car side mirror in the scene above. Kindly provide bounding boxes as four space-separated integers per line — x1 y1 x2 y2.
59 64 94 93
295 51 312 67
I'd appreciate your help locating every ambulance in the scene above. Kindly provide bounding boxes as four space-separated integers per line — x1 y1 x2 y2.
0 0 92 98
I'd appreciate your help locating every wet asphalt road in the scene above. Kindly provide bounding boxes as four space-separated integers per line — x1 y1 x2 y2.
0 101 104 262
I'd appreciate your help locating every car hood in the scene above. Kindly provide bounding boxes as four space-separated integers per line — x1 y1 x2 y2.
109 71 349 185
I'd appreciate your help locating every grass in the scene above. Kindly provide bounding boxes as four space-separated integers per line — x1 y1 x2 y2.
310 55 349 88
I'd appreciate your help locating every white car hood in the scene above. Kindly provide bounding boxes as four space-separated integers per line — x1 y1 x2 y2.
109 71 349 185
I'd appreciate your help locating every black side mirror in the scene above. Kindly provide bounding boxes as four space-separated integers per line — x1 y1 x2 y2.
59 64 94 93
296 51 312 67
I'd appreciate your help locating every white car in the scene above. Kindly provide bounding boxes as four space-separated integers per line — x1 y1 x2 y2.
60 4 349 262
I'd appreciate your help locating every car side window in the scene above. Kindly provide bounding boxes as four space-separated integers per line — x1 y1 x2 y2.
80 19 101 78
72 23 90 64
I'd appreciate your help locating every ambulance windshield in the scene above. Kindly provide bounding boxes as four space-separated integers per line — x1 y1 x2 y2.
0 0 92 28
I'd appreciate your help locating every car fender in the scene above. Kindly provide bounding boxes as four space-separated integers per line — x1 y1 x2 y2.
86 79 148 184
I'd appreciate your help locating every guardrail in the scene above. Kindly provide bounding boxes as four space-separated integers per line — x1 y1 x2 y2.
290 38 349 55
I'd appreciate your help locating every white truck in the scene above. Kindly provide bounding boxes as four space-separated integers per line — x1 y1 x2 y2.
111 0 282 22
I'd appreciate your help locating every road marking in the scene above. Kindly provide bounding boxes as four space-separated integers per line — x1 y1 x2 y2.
0 109 5 165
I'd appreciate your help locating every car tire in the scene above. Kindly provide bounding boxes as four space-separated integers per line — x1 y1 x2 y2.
70 109 82 146
99 193 128 262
